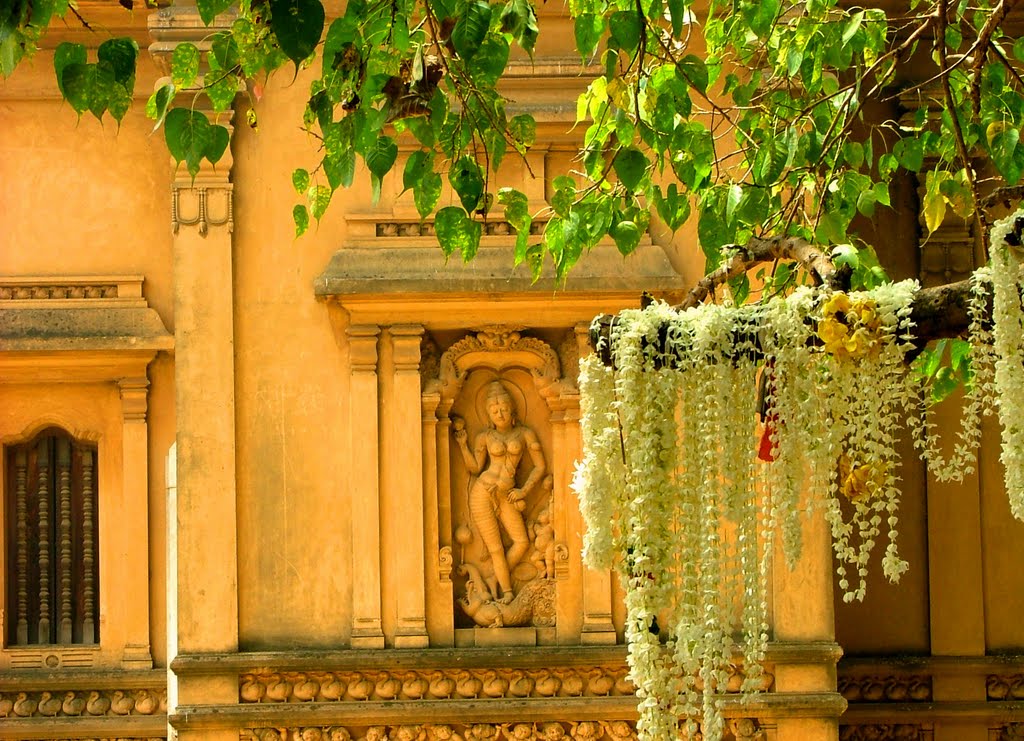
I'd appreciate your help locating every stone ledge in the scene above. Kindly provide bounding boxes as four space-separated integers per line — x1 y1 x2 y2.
0 714 167 740
171 643 842 677
0 307 173 353
171 694 846 731
315 244 683 300
0 668 166 691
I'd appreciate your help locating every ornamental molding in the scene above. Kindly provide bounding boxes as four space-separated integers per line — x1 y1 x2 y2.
837 675 932 703
987 675 1024 701
431 328 567 405
239 668 637 704
240 720 765 741
0 687 166 717
839 725 927 741
172 183 235 236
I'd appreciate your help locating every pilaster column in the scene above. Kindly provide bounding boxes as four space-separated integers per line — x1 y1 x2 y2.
118 377 154 668
150 4 240 727
771 509 842 741
349 325 385 648
389 325 429 648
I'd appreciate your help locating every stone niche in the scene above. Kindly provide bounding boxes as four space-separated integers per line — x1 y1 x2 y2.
423 327 575 647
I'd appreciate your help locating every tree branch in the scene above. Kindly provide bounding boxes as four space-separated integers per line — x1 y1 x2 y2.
677 235 843 310
592 279 981 367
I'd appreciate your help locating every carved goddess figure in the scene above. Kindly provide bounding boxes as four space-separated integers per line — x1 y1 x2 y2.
454 381 546 603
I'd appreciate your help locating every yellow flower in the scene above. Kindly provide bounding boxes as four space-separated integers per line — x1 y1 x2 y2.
838 454 888 502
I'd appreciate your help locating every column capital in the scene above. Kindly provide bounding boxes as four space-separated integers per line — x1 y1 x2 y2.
391 324 425 372
118 376 150 422
348 325 381 372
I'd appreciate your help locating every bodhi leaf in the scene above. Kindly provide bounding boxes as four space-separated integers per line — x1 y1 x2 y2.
196 0 234 26
449 156 485 212
270 0 326 64
613 147 648 191
292 168 311 194
53 42 86 98
146 83 175 131
165 107 227 179
98 37 138 85
499 187 532 265
574 14 604 61
308 184 332 219
415 171 443 219
171 42 200 89
452 1 491 60
293 204 310 237
435 206 482 260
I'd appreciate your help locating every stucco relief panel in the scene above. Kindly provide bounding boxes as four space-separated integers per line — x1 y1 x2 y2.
423 327 573 637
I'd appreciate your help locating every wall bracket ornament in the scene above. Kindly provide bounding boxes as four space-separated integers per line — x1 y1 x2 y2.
171 184 235 235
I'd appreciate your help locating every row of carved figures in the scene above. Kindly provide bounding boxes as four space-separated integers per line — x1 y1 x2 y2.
987 674 1024 700
0 688 165 717
242 720 764 741
837 675 932 703
239 668 637 703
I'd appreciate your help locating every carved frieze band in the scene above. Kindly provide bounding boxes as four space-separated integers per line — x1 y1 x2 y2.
238 667 777 704
839 725 926 741
241 719 763 741
239 668 636 704
0 284 119 300
999 723 1024 740
0 688 166 718
837 675 932 703
987 675 1024 700
375 222 544 238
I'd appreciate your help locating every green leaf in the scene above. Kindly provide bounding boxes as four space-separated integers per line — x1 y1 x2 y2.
609 11 641 52
452 1 492 60
893 137 924 172
988 123 1022 184
211 31 241 70
98 37 138 85
509 114 536 148
308 184 333 219
403 150 432 192
574 14 604 60
60 62 91 114
207 124 230 164
365 135 399 179
666 0 690 37
613 147 648 191
435 206 482 260
146 83 175 131
293 204 310 237
270 0 326 64
54 42 86 99
205 68 239 113
653 184 691 231
449 156 485 212
196 0 234 26
415 171 443 219
610 219 642 256
293 168 311 194
468 36 509 87
677 55 709 94
499 187 532 263
171 42 200 89
165 107 214 179
324 148 356 189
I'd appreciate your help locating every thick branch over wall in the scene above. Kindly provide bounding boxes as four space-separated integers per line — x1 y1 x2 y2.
591 279 977 367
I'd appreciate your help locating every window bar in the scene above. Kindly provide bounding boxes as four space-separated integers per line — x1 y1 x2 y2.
15 448 29 645
57 437 73 644
37 439 50 643
82 448 96 643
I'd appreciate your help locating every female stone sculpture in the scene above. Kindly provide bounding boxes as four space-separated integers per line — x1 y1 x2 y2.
454 381 546 603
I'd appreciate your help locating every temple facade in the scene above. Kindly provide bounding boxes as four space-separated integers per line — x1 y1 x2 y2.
1 3 1023 741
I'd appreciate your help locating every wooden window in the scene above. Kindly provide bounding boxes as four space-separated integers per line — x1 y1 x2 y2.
5 428 99 646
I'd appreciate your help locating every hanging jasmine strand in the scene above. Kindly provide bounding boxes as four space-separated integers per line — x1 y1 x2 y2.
572 209 1024 741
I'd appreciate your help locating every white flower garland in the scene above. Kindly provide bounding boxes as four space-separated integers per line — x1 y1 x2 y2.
573 211 1024 741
